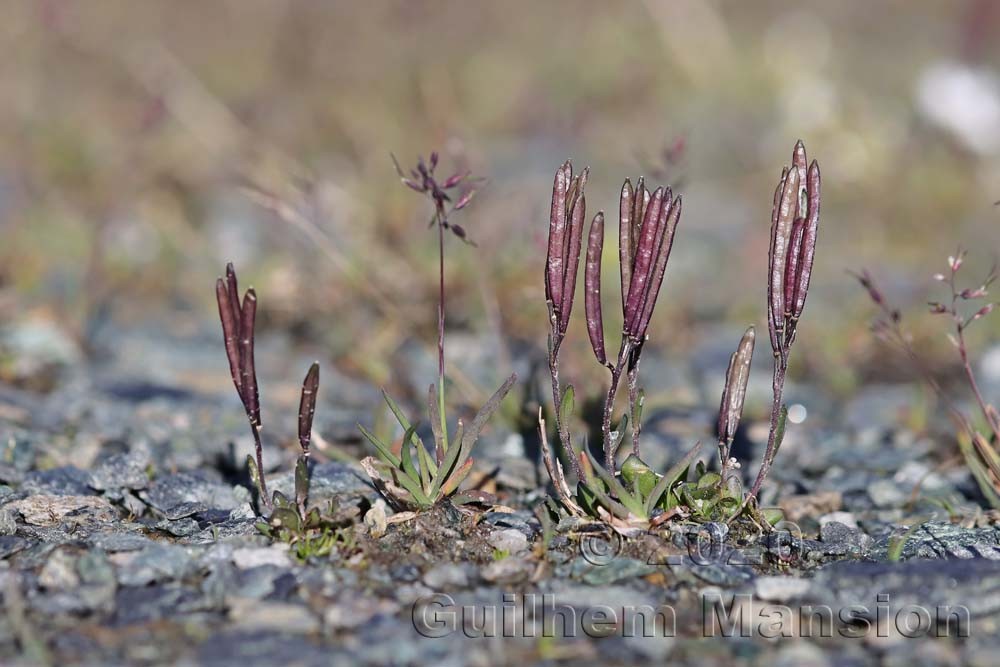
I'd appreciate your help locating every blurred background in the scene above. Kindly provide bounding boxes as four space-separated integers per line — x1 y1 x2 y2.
2 0 1000 433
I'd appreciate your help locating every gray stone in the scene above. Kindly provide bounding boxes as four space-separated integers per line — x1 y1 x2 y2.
324 595 399 630
775 642 831 667
808 558 1000 618
88 452 150 491
267 461 374 508
0 535 29 559
228 599 320 634
140 471 246 516
481 557 535 584
872 521 1000 561
572 557 657 585
39 548 80 589
77 550 116 587
0 467 22 485
0 508 15 535
115 543 194 586
487 528 529 555
155 517 201 537
423 563 470 590
22 467 93 496
88 531 153 553
754 575 811 602
867 478 907 508
231 546 292 570
7 494 115 526
112 583 203 624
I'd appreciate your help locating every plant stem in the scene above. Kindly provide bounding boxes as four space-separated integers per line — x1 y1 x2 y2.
602 341 630 471
548 337 583 480
747 358 786 501
251 422 272 510
957 326 1000 438
627 364 641 456
434 211 451 455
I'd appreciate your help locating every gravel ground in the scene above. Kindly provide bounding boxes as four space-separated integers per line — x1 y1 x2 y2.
1 322 999 667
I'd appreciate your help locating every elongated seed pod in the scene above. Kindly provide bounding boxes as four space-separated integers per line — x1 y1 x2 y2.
623 187 665 337
632 177 648 258
559 170 589 334
784 218 806 317
225 263 242 336
768 166 800 351
719 326 755 446
239 289 260 426
792 141 808 198
298 362 320 457
585 212 607 365
791 160 821 320
766 170 787 352
635 196 681 342
545 161 572 311
216 277 243 399
619 180 634 311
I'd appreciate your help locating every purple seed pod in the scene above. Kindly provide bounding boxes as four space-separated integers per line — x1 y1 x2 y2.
239 289 260 427
298 362 320 457
216 276 243 399
792 140 808 196
225 263 241 335
791 160 821 320
718 326 755 447
632 177 649 249
545 161 572 313
623 187 666 338
585 212 607 365
766 170 786 352
768 165 800 353
558 169 589 334
783 218 806 317
619 180 635 311
634 196 682 342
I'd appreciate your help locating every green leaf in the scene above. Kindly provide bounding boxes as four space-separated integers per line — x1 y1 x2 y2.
272 490 294 511
271 507 301 533
426 383 445 458
957 432 1000 508
358 424 401 467
431 417 466 496
761 508 784 526
631 388 645 427
381 389 428 453
576 482 600 515
646 441 702 516
559 385 575 426
400 423 423 489
246 454 262 497
579 477 632 519
431 375 516 499
294 456 309 513
583 448 646 518
383 388 436 476
697 472 721 489
440 458 475 496
460 374 517 454
620 453 657 499
391 466 432 508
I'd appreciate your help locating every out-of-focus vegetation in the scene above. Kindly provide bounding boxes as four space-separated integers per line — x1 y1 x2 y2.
1 1 1000 400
